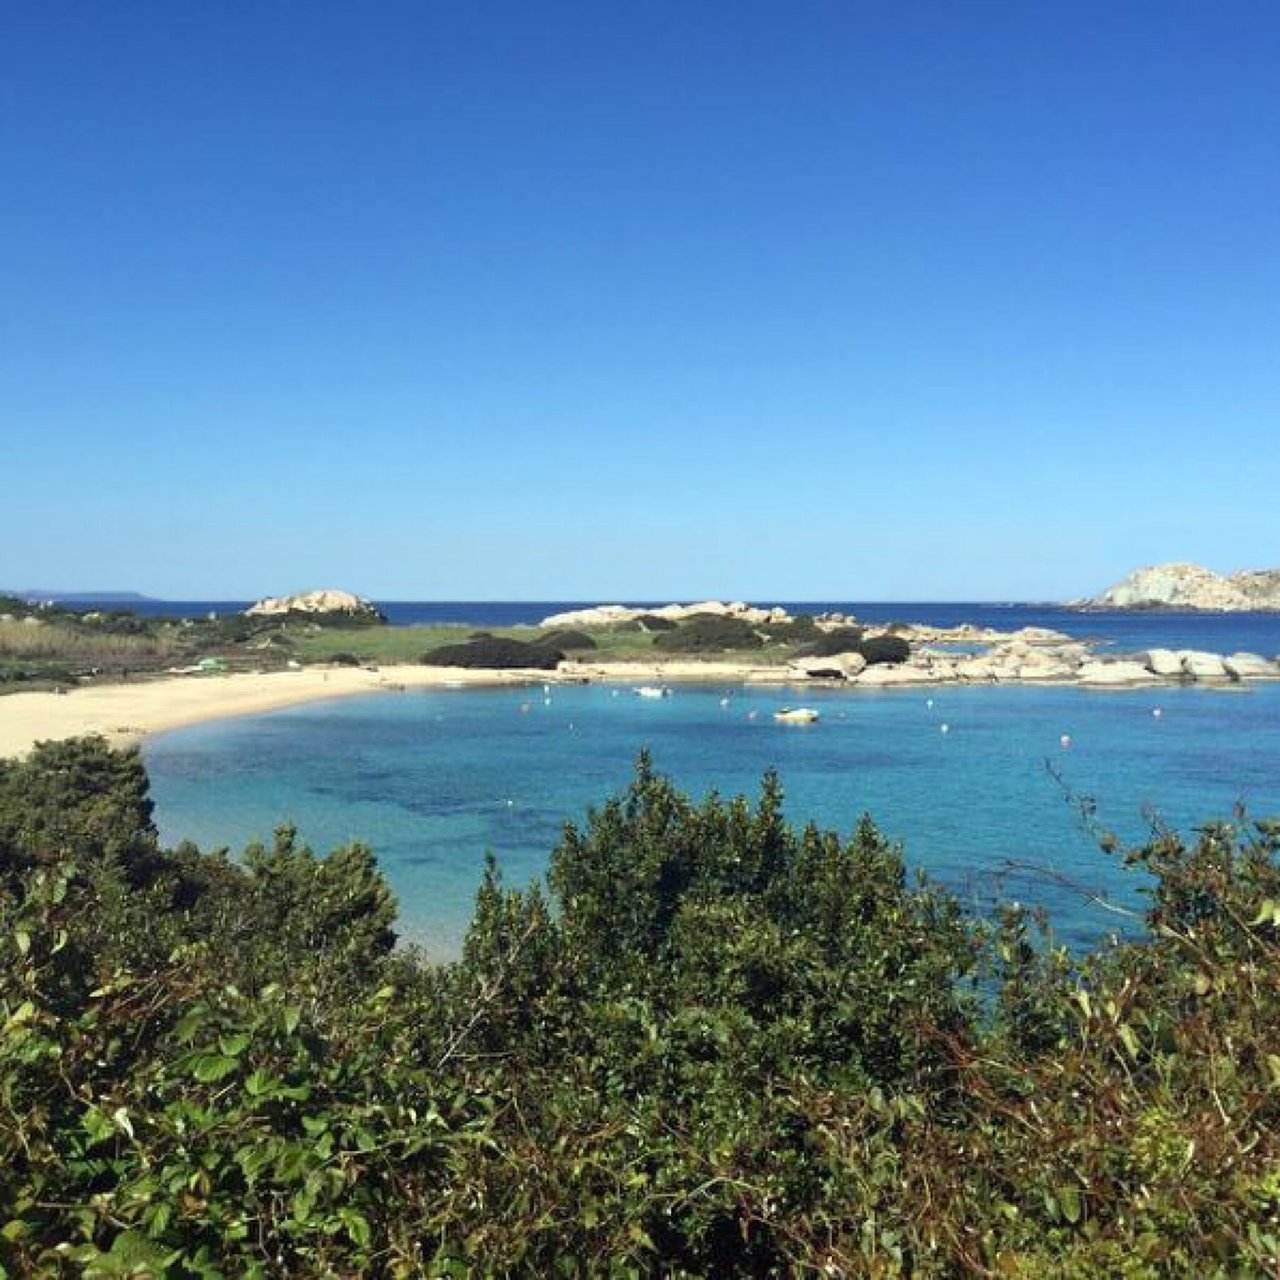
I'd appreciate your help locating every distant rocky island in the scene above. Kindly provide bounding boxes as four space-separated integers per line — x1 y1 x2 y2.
243 588 384 622
1083 563 1280 612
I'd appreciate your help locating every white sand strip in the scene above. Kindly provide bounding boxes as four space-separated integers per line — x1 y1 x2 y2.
0 666 541 759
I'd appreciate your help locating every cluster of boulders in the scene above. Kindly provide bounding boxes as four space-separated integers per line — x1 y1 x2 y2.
781 630 1280 688
244 590 383 622
541 601 792 629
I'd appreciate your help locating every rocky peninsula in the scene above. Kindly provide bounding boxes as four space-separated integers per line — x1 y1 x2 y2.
1084 563 1280 611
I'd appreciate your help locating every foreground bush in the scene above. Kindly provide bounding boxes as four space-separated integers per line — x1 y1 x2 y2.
419 636 564 669
2 739 1280 1275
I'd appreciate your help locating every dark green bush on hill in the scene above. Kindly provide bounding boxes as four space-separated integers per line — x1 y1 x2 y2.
805 624 866 657
635 613 677 631
858 633 911 665
420 636 564 669
653 615 763 652
537 628 597 651
803 627 910 665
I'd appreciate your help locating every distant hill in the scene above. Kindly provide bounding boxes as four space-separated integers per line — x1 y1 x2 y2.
3 590 156 604
1084 563 1280 611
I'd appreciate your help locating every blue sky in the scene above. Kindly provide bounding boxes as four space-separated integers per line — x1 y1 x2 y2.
3 2 1277 600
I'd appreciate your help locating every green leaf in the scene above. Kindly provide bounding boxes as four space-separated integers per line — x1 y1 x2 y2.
14 930 30 957
112 1106 135 1139
191 1054 240 1083
1058 1183 1082 1225
282 1006 302 1035
340 1208 372 1249
219 1032 251 1057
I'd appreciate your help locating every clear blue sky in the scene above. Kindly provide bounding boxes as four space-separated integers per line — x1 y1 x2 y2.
3 2 1277 600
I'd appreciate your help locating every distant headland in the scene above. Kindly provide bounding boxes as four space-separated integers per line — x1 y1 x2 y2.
2 589 156 604
1078 563 1280 612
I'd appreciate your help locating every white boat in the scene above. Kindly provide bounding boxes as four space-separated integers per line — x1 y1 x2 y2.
774 706 819 724
634 685 671 698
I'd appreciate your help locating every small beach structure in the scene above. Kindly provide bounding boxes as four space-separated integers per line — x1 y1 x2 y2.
774 706 819 724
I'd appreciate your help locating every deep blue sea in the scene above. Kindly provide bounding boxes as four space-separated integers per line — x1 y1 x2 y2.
143 603 1280 962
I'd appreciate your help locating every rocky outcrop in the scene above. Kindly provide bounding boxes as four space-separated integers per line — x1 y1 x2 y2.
788 652 867 680
1223 652 1280 679
1078 660 1160 686
541 601 791 629
1089 563 1280 611
245 590 384 621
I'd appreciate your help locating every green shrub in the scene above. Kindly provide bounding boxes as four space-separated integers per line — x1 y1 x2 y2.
635 613 677 632
804 625 865 657
859 634 911 665
537 628 598 651
420 637 564 669
329 651 362 666
653 616 763 652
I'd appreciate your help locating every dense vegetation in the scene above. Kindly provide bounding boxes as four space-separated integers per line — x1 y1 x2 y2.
3 737 1280 1274
419 636 565 670
653 615 765 653
803 627 912 665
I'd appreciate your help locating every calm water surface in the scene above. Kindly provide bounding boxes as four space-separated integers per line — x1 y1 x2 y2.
147 681 1280 960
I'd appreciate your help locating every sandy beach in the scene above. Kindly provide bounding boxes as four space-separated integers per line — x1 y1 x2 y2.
0 665 543 759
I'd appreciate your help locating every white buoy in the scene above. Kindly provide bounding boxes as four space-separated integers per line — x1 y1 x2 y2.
1060 734 1072 749
940 723 950 735
506 799 514 807
926 698 934 710
1152 707 1163 719
719 697 730 707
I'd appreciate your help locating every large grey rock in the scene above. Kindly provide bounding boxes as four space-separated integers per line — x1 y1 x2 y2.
1223 652 1280 679
853 664 925 686
789 651 867 680
1078 660 1159 685
1144 649 1186 678
954 657 1000 681
1178 650 1230 680
1015 658 1078 682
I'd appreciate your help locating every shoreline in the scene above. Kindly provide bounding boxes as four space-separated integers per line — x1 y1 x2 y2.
0 665 537 759
3 644 1279 759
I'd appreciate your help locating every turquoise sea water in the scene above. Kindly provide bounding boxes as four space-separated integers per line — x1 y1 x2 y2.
146 680 1280 960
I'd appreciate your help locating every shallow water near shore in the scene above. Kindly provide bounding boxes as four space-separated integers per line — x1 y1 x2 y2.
146 681 1280 960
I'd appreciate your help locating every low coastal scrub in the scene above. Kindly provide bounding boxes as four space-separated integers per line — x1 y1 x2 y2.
3 738 1280 1275
806 624 866 656
419 636 564 669
803 627 911 665
858 633 911 665
653 615 764 652
536 627 598 651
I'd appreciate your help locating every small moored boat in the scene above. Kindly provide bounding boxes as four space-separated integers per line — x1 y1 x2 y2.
774 706 819 724
635 686 671 699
